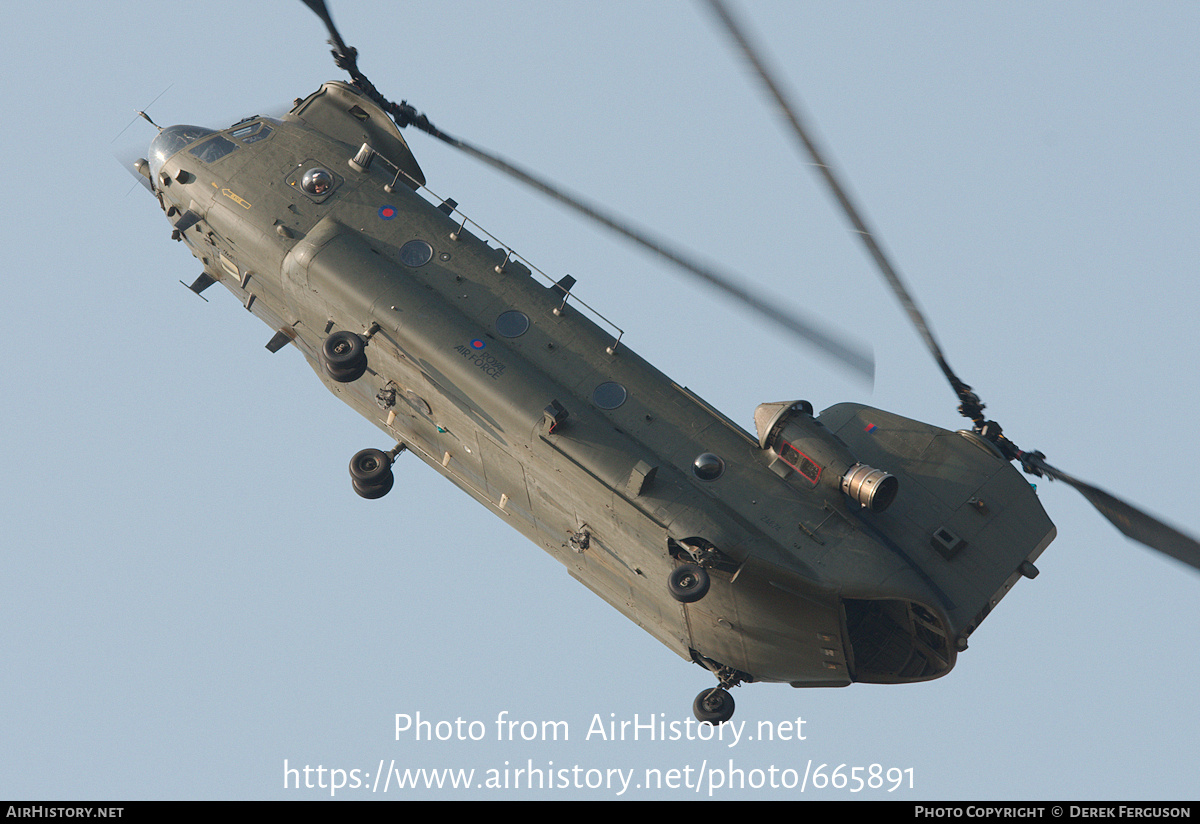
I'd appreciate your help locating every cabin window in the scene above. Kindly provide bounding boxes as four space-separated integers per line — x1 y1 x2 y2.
592 381 627 410
399 240 434 267
301 167 335 196
692 453 725 481
495 310 530 338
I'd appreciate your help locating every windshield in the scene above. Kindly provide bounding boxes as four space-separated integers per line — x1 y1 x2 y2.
148 124 216 182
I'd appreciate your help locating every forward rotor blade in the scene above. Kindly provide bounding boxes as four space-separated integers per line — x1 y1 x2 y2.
295 1 872 379
116 152 153 193
300 0 350 55
444 134 874 380
1021 452 1200 572
703 0 970 404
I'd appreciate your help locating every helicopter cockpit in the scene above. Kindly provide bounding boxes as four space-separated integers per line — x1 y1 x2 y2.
147 124 216 183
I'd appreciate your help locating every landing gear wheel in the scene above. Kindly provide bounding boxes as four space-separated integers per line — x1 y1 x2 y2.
325 361 366 383
352 473 394 500
321 331 367 383
693 687 735 725
350 448 394 499
668 564 710 603
350 448 392 484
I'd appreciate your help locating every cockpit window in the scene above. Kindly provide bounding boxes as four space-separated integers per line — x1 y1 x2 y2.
231 121 273 144
188 135 239 164
148 124 216 181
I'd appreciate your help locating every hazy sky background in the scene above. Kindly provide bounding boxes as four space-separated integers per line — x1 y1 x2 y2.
3 0 1198 800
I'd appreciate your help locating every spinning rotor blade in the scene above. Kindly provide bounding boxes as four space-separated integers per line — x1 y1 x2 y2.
447 137 874 380
1020 453 1200 572
300 0 350 55
115 150 153 194
298 1 874 380
705 0 1200 570
703 1 972 408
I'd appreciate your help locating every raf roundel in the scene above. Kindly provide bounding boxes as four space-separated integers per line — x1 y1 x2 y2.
378 205 396 220
470 339 485 350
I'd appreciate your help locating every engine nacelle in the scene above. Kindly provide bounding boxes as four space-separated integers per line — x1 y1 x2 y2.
754 400 898 512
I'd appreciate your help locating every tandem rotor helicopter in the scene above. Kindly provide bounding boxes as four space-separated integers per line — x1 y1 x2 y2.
130 0 1200 725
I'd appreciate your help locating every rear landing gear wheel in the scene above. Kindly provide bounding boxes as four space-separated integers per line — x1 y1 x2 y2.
352 473 394 499
693 687 735 725
668 564 710 603
350 448 394 499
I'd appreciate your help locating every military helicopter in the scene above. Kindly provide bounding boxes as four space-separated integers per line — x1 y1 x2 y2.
131 0 1200 726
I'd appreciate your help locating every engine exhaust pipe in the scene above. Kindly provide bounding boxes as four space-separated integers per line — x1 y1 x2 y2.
842 464 898 512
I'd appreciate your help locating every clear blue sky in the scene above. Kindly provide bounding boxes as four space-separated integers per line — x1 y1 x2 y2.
3 0 1198 799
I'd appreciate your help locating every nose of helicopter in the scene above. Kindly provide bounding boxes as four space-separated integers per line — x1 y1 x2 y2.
146 124 217 186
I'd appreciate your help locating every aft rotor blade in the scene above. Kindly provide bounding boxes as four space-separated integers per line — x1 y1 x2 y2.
1021 452 1200 572
703 0 972 403
705 1 1200 572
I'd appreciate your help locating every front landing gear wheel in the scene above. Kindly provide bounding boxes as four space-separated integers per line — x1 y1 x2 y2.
350 448 394 499
693 687 735 725
668 564 710 603
321 331 368 383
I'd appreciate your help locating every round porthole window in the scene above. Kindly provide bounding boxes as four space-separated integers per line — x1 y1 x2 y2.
399 239 434 267
592 381 627 410
495 310 530 338
692 453 725 481
301 167 334 195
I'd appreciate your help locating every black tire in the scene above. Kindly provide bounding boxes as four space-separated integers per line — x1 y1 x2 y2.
350 448 392 485
668 564 710 603
324 360 367 383
323 330 366 368
321 331 367 383
352 473 394 500
693 687 735 725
